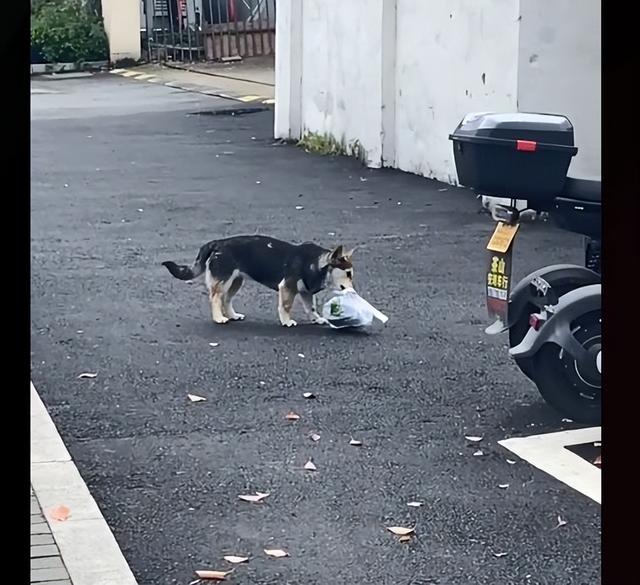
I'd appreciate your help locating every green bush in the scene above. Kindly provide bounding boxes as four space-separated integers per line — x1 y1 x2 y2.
31 0 109 64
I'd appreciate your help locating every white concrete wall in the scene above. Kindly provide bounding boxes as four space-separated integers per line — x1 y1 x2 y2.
274 0 303 140
102 0 141 62
299 0 385 166
275 0 601 182
518 0 601 180
393 0 519 183
275 0 386 165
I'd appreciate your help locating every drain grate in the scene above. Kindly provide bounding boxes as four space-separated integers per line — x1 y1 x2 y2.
188 106 269 117
565 441 601 467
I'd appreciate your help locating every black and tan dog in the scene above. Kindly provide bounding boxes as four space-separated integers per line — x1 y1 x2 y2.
162 235 355 326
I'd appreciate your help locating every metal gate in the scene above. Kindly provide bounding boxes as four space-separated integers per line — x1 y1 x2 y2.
143 0 276 62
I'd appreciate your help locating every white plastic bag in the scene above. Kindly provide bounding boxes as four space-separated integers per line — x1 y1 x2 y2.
322 288 389 329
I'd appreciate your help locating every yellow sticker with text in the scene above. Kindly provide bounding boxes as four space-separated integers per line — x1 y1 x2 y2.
486 222 520 253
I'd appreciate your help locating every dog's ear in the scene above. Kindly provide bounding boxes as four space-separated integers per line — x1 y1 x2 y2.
330 245 344 260
343 246 356 259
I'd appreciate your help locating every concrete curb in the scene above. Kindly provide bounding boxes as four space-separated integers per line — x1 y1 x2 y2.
31 61 109 75
30 382 138 585
109 67 275 106
163 61 275 87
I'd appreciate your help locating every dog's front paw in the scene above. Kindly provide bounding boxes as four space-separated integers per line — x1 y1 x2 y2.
230 313 245 321
312 316 328 325
281 319 298 327
213 316 230 324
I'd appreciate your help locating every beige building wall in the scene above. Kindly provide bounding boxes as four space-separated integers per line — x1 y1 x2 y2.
102 0 141 63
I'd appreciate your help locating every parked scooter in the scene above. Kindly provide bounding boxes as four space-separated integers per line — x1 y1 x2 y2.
450 113 601 424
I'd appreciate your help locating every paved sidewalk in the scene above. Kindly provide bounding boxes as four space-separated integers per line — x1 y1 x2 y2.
109 61 275 105
31 486 71 584
31 383 138 585
166 54 275 85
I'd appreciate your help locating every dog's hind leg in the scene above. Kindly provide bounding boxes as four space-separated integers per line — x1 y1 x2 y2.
205 263 229 324
208 279 229 324
278 280 298 327
222 274 245 321
300 292 327 325
206 255 235 324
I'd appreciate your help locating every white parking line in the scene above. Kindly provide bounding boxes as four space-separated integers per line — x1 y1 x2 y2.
130 73 156 80
499 427 601 504
31 382 138 584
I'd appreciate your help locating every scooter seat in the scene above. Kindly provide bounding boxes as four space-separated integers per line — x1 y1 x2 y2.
562 177 601 203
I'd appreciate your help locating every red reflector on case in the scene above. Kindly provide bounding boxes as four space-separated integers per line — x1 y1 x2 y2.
517 140 537 152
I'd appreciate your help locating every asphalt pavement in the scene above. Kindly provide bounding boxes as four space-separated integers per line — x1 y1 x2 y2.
30 73 600 585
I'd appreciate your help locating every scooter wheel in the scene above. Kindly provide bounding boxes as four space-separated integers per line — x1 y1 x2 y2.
531 311 601 424
508 282 593 381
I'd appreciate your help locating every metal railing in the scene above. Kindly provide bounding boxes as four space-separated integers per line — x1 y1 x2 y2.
143 0 276 63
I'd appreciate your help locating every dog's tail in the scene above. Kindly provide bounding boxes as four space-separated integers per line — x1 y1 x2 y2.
162 241 216 281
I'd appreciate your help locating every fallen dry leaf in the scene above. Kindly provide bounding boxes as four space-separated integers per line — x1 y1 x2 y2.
302 392 315 399
554 515 568 529
297 353 305 358
310 433 321 442
498 484 509 489
295 206 304 210
238 492 269 503
223 556 249 564
188 394 207 402
77 372 97 379
561 418 573 423
349 438 363 446
506 459 517 465
285 411 300 421
195 569 233 580
398 535 412 543
264 549 289 558
48 505 71 522
593 455 601 466
465 435 483 442
209 342 219 348
407 501 423 508
493 552 508 558
473 450 484 457
386 526 415 536
303 460 317 471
